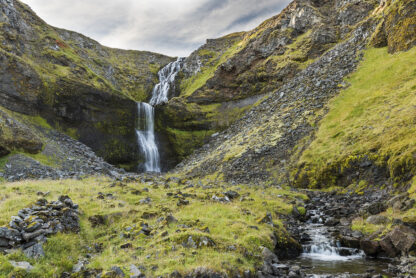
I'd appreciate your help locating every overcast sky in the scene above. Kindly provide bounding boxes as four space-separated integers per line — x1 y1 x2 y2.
22 0 290 57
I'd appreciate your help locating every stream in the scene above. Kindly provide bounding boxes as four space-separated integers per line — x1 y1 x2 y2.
290 207 392 277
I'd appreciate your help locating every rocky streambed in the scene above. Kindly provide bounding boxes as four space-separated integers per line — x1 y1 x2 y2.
280 190 416 278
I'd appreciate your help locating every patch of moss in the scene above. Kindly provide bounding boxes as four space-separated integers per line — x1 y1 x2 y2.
165 128 215 160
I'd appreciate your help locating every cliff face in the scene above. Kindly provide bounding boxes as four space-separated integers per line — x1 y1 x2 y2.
174 0 416 189
0 0 173 168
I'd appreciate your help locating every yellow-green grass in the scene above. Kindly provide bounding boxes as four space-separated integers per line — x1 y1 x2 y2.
297 46 416 187
0 177 307 277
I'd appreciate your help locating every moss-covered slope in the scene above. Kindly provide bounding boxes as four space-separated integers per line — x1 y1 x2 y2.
160 0 378 163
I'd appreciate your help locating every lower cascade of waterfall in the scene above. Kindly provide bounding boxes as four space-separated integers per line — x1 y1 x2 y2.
136 102 160 173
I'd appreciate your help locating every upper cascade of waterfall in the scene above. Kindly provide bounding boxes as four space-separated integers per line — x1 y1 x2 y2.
149 57 185 106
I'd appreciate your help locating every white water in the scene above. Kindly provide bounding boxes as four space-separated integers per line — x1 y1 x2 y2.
136 103 160 172
150 57 184 106
136 58 184 172
302 210 364 262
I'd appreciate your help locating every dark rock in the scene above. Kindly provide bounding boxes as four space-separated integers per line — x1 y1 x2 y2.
224 191 240 200
110 266 125 277
88 215 108 228
387 225 416 254
379 236 399 258
360 240 380 257
367 202 387 215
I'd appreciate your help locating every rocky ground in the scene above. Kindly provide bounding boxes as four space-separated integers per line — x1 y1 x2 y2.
0 126 130 182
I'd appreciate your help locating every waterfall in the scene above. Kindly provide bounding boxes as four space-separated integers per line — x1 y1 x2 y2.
136 103 160 173
136 57 184 172
150 57 184 106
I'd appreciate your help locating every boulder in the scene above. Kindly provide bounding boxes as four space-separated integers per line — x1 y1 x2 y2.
387 226 416 254
262 247 279 264
379 236 399 258
366 215 389 225
360 240 380 256
9 261 33 271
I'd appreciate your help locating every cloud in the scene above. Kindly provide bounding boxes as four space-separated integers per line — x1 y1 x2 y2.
22 0 291 57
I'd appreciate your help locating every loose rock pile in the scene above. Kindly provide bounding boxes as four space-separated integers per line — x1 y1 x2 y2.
0 196 79 258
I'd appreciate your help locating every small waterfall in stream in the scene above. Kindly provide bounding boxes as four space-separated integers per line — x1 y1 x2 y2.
136 57 184 172
301 209 363 261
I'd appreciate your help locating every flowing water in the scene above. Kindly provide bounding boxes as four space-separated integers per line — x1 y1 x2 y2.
150 57 184 106
291 209 391 277
136 102 160 172
136 57 184 172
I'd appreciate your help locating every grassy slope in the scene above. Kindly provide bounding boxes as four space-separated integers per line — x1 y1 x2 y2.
296 46 416 187
0 177 306 277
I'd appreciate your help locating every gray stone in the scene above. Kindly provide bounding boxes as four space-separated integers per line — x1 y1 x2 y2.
130 264 144 278
9 260 33 271
23 243 45 258
366 215 389 225
262 247 278 264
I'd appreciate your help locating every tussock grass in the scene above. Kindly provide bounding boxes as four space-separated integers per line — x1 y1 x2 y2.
0 177 306 277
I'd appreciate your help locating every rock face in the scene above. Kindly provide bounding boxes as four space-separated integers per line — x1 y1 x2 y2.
0 196 79 258
0 0 173 169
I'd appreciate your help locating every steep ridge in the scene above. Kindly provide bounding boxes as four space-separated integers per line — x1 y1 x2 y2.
175 0 416 188
159 0 377 162
0 0 173 169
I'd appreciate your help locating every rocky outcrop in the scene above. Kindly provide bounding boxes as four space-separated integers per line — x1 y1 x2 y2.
0 109 43 155
0 196 79 258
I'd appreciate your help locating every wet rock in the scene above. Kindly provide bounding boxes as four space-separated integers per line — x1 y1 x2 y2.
360 240 380 257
